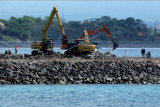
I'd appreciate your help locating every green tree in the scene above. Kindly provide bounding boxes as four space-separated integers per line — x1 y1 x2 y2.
10 16 17 21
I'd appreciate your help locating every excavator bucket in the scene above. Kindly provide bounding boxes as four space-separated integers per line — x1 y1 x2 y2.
61 35 68 49
112 37 118 50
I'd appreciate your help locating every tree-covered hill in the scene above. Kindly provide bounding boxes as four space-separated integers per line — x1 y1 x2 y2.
0 16 156 42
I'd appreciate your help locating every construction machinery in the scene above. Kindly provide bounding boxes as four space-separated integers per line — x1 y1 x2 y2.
61 24 118 55
31 7 67 55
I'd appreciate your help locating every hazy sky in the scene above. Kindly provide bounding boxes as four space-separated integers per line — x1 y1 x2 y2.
0 1 160 22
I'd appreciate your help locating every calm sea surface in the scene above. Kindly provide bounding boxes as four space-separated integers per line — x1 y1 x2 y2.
0 47 160 57
0 84 160 107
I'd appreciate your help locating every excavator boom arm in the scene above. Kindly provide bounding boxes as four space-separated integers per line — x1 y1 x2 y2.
103 25 113 40
55 8 65 36
80 28 104 39
80 24 118 50
42 7 66 44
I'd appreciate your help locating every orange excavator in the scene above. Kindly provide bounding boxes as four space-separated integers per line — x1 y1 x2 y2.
61 24 118 55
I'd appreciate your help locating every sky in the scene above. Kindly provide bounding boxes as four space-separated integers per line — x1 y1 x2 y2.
0 1 160 24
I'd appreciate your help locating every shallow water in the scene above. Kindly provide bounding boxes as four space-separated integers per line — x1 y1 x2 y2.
1 47 160 57
0 84 160 107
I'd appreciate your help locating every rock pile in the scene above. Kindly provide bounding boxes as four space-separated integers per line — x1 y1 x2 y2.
0 51 117 60
0 51 65 60
88 51 117 59
0 60 160 84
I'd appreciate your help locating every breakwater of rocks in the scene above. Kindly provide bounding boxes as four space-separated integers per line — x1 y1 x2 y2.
0 51 117 60
0 60 160 84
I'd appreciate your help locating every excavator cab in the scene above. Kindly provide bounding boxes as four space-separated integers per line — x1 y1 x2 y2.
46 38 54 48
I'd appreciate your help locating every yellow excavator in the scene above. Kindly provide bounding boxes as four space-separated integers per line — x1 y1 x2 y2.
31 7 67 55
61 24 118 55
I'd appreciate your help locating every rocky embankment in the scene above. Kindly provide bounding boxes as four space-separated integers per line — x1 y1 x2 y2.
0 59 160 84
0 51 116 60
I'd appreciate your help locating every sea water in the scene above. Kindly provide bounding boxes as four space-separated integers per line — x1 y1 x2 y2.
0 47 160 57
0 84 160 107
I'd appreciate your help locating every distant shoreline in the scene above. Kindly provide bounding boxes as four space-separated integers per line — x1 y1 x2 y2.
0 41 160 48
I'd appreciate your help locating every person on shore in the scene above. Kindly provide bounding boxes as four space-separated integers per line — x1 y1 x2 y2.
5 50 8 55
8 49 11 57
141 48 145 58
15 46 18 54
5 50 9 58
5 50 8 58
146 52 151 58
